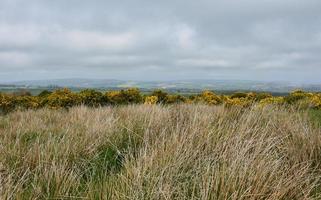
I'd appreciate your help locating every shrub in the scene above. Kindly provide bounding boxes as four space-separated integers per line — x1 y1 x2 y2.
44 88 81 109
310 94 321 109
106 91 123 105
123 88 143 104
230 92 248 99
196 91 222 105
38 90 52 98
1 88 321 113
165 94 187 104
255 92 273 101
0 93 15 113
14 96 40 110
224 96 252 108
106 88 143 105
144 96 158 105
259 97 285 107
79 89 105 107
151 89 168 104
284 90 310 104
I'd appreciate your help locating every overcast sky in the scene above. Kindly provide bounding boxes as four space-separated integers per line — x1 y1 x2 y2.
0 0 321 83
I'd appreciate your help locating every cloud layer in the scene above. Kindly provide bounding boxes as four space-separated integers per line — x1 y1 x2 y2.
0 0 321 83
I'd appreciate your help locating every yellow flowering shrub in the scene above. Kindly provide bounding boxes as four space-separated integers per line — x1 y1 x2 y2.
254 93 273 101
230 92 248 99
166 95 187 104
106 91 122 104
14 96 40 110
44 88 81 109
224 97 252 108
246 92 257 100
310 94 321 109
151 90 168 103
79 89 105 107
197 91 222 105
106 88 143 105
1 89 321 113
124 88 143 104
144 96 158 105
0 93 15 113
38 90 52 97
259 97 285 107
285 90 311 104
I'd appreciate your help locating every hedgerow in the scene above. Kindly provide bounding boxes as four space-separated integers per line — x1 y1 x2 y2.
1 88 321 113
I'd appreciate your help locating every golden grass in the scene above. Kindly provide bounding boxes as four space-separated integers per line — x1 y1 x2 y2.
0 104 321 199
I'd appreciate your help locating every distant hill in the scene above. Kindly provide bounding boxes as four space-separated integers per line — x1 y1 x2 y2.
2 79 321 93
10 79 123 88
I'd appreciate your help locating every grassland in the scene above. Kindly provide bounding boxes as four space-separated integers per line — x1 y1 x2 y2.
0 104 321 199
309 109 321 127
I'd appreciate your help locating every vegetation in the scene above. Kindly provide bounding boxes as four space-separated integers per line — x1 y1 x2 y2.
106 88 143 105
1 87 321 198
308 109 321 127
1 88 321 114
0 105 321 199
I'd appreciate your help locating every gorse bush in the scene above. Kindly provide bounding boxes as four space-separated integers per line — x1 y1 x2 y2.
311 93 321 109
283 90 321 109
192 90 223 105
150 89 168 104
37 90 52 97
165 94 187 104
224 96 252 107
149 90 187 104
230 92 248 99
0 93 15 113
254 92 273 101
285 90 310 104
14 96 40 110
1 88 321 113
44 88 81 109
259 96 285 107
106 88 143 105
79 89 105 107
144 96 158 105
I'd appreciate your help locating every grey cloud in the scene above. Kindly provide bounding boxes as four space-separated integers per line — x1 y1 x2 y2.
0 0 320 83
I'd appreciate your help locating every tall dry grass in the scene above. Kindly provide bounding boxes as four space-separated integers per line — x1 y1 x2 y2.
0 104 321 199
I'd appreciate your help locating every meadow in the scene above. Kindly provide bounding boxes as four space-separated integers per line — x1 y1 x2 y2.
0 104 320 199
0 89 321 199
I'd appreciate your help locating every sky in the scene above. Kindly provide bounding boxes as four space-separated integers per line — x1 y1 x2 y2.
0 0 321 83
